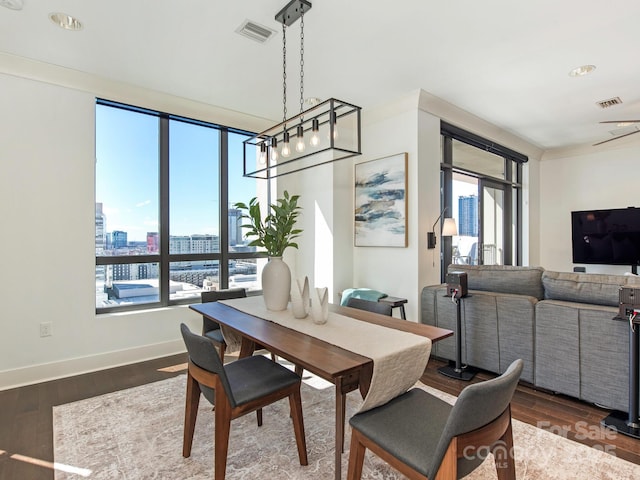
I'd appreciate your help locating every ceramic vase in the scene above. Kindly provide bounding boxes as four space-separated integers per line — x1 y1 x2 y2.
262 257 291 311
291 276 310 318
311 287 329 324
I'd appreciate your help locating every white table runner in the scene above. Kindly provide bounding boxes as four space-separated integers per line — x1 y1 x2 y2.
219 296 432 412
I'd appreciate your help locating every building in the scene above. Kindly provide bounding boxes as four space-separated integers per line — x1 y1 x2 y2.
458 195 478 237
111 230 128 249
228 207 244 246
95 202 106 254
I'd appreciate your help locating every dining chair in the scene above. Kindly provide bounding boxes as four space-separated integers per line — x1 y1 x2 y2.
180 323 308 480
201 288 247 360
347 359 523 480
346 297 393 316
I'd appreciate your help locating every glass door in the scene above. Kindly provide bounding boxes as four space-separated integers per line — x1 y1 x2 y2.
449 175 509 266
480 179 506 265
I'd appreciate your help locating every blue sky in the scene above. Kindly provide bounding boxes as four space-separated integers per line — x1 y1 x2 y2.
96 104 257 242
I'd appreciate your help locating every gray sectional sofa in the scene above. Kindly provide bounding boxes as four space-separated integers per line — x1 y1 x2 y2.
421 265 640 412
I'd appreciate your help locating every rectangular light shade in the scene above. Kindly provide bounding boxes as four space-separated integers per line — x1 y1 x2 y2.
243 98 361 179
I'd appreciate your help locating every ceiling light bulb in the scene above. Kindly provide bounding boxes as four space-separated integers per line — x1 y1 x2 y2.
270 137 278 163
49 12 83 31
310 118 320 147
328 111 339 141
569 64 596 77
281 131 291 158
295 125 305 153
258 142 267 165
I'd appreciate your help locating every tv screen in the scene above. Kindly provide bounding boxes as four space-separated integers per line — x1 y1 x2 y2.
571 207 640 265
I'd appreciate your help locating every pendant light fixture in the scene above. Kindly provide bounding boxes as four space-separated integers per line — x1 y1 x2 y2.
243 0 362 179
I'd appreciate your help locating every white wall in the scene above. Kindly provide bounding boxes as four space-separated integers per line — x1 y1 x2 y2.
349 94 441 322
540 140 640 274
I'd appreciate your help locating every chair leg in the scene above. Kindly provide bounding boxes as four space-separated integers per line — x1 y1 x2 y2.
214 396 232 480
288 387 308 466
346 428 366 480
434 440 458 480
218 343 226 362
257 408 263 427
294 365 303 377
493 418 516 480
183 372 201 458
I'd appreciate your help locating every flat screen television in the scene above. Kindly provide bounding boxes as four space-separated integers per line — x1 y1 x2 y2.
571 207 640 266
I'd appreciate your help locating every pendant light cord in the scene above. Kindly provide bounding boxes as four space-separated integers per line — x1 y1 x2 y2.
282 23 287 126
299 5 304 117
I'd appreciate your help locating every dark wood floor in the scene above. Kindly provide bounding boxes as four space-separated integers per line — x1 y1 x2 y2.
0 354 638 479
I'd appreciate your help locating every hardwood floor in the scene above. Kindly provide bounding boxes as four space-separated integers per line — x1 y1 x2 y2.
0 354 638 479
0 354 189 480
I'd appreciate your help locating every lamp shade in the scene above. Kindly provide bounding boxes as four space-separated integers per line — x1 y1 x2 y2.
442 218 458 237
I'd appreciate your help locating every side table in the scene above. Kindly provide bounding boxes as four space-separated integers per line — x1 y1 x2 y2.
379 296 407 320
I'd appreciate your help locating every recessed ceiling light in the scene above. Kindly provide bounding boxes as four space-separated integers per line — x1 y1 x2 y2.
304 97 323 107
569 64 596 77
49 12 83 31
0 0 24 10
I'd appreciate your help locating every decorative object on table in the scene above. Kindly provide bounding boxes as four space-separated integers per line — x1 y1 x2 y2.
242 0 361 179
234 191 302 311
291 276 310 318
311 287 329 324
354 152 408 247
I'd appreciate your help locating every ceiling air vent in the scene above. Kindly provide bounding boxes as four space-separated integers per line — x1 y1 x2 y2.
236 20 276 43
596 97 623 109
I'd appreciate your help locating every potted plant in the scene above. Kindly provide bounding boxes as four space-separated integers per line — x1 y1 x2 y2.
234 191 302 310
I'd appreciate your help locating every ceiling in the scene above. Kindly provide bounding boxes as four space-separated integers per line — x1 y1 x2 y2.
1 0 639 151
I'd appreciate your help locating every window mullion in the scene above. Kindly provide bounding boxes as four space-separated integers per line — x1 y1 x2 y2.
219 129 229 289
159 114 170 305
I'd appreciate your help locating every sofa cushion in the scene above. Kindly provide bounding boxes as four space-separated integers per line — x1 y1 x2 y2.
542 271 640 307
447 265 545 299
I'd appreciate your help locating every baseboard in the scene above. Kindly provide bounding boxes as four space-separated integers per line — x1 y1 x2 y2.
0 339 186 391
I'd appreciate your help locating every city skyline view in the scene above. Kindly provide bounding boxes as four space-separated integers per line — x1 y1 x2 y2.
95 103 259 243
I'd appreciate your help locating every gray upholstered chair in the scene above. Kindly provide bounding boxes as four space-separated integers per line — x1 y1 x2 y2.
345 297 393 316
201 288 247 360
347 359 523 480
180 323 308 480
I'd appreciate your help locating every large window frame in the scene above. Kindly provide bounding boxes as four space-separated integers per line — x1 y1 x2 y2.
95 99 269 314
440 122 526 280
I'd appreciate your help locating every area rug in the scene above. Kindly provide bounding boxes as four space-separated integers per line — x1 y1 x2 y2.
53 375 640 479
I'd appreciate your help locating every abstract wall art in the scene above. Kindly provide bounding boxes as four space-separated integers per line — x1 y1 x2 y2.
354 153 407 247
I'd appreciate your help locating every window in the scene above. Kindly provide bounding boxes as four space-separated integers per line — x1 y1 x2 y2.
95 100 267 313
440 122 525 279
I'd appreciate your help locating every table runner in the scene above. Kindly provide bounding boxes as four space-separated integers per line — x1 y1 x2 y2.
219 296 431 412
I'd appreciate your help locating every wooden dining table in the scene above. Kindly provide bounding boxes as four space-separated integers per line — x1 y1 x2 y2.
189 298 452 480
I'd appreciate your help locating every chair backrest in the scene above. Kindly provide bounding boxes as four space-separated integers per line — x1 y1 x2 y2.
428 359 524 478
201 288 247 333
180 323 235 406
346 297 393 316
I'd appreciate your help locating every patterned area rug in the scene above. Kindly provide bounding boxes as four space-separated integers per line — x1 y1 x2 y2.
53 374 640 479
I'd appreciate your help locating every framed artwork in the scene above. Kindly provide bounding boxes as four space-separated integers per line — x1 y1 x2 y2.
354 152 408 247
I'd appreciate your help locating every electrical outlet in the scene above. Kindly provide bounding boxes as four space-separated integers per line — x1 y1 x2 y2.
40 322 53 337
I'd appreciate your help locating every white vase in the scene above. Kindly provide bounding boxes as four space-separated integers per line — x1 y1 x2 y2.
291 276 310 318
262 257 291 311
311 287 329 324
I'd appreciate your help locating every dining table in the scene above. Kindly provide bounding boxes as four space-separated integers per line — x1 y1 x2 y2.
189 295 452 479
